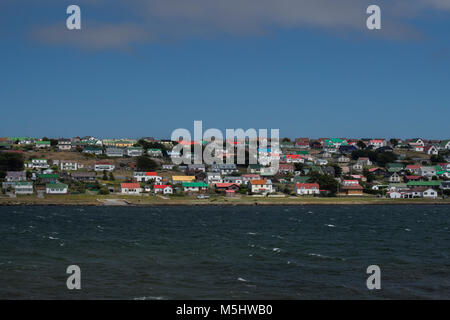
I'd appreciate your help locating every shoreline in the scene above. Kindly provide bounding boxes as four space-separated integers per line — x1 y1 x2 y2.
1 195 449 207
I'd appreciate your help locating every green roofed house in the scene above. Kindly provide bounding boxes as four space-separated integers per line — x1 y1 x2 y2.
35 140 51 149
439 139 450 150
387 163 404 173
45 182 68 194
147 148 163 157
38 174 59 183
14 182 34 195
83 146 103 155
247 164 262 174
294 176 310 183
182 182 209 193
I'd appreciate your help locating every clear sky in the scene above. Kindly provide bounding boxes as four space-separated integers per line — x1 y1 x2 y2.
1 0 449 140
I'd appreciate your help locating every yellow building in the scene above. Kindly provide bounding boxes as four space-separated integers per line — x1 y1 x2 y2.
172 176 196 184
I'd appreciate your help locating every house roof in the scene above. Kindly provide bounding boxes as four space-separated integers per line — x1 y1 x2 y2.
182 182 208 187
172 176 196 181
296 183 319 189
154 185 172 189
121 183 140 189
250 179 269 185
216 183 239 188
46 183 67 189
341 185 363 190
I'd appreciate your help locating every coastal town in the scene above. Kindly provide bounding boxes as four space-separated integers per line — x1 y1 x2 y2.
0 136 449 205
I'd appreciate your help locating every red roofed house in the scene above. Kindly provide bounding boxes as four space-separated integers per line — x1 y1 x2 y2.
342 180 360 186
340 184 364 196
153 185 173 194
278 163 294 174
285 154 305 163
121 183 142 195
406 165 421 175
424 145 438 155
369 139 387 149
295 183 320 195
404 175 425 182
133 171 162 182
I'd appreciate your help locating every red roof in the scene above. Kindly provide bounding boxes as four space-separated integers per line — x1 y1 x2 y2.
121 183 140 189
405 175 422 180
215 183 238 188
296 183 319 189
406 165 421 170
96 162 112 165
342 185 363 190
145 172 157 176
154 185 171 189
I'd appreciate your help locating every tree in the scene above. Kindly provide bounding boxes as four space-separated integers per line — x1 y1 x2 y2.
109 172 115 181
357 140 366 149
430 154 445 164
294 163 305 173
307 171 339 195
136 156 158 171
332 164 342 177
389 138 398 147
0 153 24 172
102 170 108 180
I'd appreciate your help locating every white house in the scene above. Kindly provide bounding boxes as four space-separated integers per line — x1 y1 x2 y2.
295 183 320 195
126 147 143 157
26 159 49 169
94 162 115 172
57 139 72 151
121 183 142 195
422 188 438 199
46 183 68 194
249 179 274 194
418 166 436 178
154 185 173 194
14 182 33 195
387 191 402 199
424 145 438 155
133 172 162 182
60 161 78 171
206 172 222 185
369 139 387 149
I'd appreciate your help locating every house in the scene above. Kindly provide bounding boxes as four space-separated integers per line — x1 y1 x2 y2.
206 172 222 185
222 176 243 185
249 179 273 194
154 185 173 194
424 145 439 155
408 138 425 147
406 165 421 175
295 183 320 195
210 164 238 175
126 147 143 157
315 159 328 166
133 172 162 183
121 183 142 195
46 182 68 194
172 176 196 184
386 172 402 183
351 162 363 171
404 175 424 182
368 167 385 176
413 145 424 152
162 164 174 170
422 188 438 199
147 148 163 157
439 139 450 150
105 147 124 157
337 155 350 163
278 163 294 174
387 191 402 199
182 182 209 193
342 180 360 187
387 163 404 173
35 140 51 149
242 174 261 184
38 174 59 184
14 182 33 195
340 184 364 195
357 157 372 166
403 187 437 199
60 161 78 171
285 154 305 163
94 162 115 172
440 181 450 190
26 159 49 169
57 139 72 151
5 171 26 182
187 164 206 173
418 166 436 178
215 183 240 192
369 139 387 149
247 164 262 173
83 146 103 155
71 172 97 182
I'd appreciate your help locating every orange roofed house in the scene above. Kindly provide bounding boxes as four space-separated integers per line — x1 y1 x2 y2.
121 183 142 195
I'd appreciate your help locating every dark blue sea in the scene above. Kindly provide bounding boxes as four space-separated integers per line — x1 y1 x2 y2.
0 205 448 299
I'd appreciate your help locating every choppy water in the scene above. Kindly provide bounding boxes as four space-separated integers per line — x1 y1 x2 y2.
0 205 449 299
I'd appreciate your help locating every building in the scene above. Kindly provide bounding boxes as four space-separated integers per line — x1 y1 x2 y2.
83 146 103 155
295 183 320 195
60 161 78 171
424 145 439 155
71 172 97 182
26 159 49 169
121 183 142 195
172 176 196 184
369 139 387 149
57 139 72 151
215 183 240 192
14 182 33 195
182 182 208 193
94 162 115 172
210 164 238 175
206 172 222 185
105 147 124 157
133 172 162 182
222 176 243 185
249 179 273 194
341 184 364 195
147 149 163 157
278 163 294 174
46 183 68 194
6 171 26 182
153 185 173 194
126 147 143 157
418 166 436 178
35 140 51 149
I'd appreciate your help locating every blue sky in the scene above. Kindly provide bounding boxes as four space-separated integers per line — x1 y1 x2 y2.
1 0 449 139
